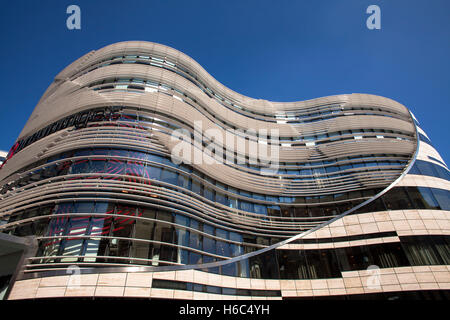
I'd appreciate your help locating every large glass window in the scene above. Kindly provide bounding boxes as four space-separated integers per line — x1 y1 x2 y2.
202 225 216 255
227 196 238 209
177 174 191 189
215 191 227 205
383 187 412 210
401 236 447 265
415 161 438 177
60 217 90 262
204 187 215 202
431 188 450 210
254 204 267 215
189 220 202 251
161 169 178 185
239 200 254 212
192 180 203 196
146 165 161 180
416 187 440 210
74 202 94 213
130 215 154 264
89 159 106 173
84 216 111 262
104 159 125 175
216 229 230 257
70 160 89 174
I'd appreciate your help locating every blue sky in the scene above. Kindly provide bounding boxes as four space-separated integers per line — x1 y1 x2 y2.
0 0 449 162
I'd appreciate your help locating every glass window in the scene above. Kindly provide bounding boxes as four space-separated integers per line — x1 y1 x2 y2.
55 203 74 215
431 188 450 211
322 205 339 216
227 196 238 209
434 236 450 265
161 169 178 185
222 262 237 277
89 160 106 173
177 174 191 189
60 238 84 262
56 161 72 176
354 198 386 214
32 218 49 237
125 161 145 177
74 202 94 213
84 217 110 262
408 164 421 175
189 252 202 265
61 217 90 262
229 237 243 257
239 200 254 212
308 206 323 217
158 229 176 262
176 227 189 247
93 202 111 213
204 186 215 201
228 187 238 195
175 214 189 227
145 165 161 180
88 215 112 237
435 165 450 181
294 206 309 218
156 211 173 223
189 220 202 250
371 242 408 268
417 187 440 209
267 205 280 217
192 180 203 196
416 161 437 177
203 234 216 255
70 160 89 174
73 149 92 157
325 165 339 173
215 229 230 257
215 191 227 205
384 188 413 210
37 237 61 262
141 208 156 220
254 204 267 215
91 148 110 156
175 214 190 247
105 160 125 175
402 236 445 265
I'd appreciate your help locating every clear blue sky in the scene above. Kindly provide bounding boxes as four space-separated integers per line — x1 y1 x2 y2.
0 0 449 162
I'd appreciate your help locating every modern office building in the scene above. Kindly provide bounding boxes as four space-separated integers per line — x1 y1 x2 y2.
0 41 448 300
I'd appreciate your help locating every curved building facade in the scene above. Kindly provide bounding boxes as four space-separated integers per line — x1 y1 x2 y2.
0 41 449 300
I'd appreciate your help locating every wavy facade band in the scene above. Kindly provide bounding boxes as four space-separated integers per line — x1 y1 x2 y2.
0 41 449 300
